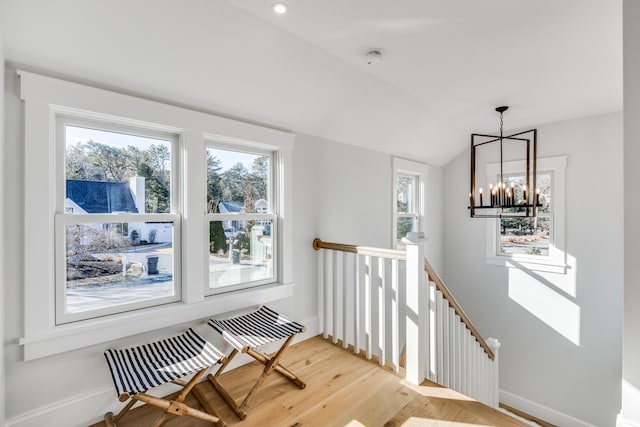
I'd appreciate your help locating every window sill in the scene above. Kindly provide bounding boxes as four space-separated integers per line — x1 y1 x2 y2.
485 256 568 274
19 282 294 360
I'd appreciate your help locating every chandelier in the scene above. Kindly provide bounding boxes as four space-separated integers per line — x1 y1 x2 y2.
468 106 540 218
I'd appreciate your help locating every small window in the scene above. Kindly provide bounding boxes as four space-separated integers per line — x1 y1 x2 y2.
56 120 181 324
392 158 426 248
486 156 567 271
498 172 552 257
396 173 419 243
206 145 276 293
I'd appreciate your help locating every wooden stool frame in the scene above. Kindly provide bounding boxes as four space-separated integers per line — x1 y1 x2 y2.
208 307 306 420
105 365 226 427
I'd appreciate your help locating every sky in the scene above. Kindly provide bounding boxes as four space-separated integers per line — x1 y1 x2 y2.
66 125 262 172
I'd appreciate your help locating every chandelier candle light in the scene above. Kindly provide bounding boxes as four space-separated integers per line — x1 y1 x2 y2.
468 106 541 218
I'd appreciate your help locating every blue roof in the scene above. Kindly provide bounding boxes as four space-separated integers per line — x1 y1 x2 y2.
219 201 244 213
66 180 139 213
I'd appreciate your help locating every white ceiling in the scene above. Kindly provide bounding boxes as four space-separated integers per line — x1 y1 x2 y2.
0 0 622 165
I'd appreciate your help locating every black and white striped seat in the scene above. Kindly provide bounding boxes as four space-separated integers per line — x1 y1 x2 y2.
103 329 226 426
105 328 225 396
208 306 305 351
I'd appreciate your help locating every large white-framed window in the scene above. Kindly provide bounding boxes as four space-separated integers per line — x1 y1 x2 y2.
392 157 426 248
205 142 278 293
19 70 294 360
486 156 567 272
54 117 182 324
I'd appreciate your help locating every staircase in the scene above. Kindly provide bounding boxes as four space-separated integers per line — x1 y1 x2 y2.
313 237 501 407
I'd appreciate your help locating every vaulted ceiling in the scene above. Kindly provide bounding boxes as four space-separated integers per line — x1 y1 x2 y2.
0 0 622 165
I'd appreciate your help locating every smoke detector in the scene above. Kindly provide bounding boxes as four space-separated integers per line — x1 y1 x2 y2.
364 49 383 65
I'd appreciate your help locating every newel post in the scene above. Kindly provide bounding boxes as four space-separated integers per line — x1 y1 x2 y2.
404 234 428 385
487 337 501 408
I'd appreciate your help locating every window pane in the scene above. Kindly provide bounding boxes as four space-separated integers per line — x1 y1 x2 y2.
498 172 552 256
65 222 174 314
65 125 172 214
209 220 274 290
499 216 550 256
206 147 270 214
397 217 416 242
397 175 415 213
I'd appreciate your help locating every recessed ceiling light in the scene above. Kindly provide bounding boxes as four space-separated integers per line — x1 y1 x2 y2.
272 2 289 15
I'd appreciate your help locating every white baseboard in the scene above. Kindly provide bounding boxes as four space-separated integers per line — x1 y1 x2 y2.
618 412 640 427
7 316 319 427
6 386 116 427
499 389 597 427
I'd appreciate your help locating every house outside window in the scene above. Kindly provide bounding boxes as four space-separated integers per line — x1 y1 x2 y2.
392 157 426 248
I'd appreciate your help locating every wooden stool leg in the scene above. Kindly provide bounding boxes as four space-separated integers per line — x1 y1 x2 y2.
239 335 297 409
247 348 306 388
208 375 248 420
193 384 226 427
105 395 137 426
214 348 238 378
104 412 116 427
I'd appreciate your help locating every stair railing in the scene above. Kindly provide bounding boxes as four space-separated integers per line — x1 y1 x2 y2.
312 237 501 407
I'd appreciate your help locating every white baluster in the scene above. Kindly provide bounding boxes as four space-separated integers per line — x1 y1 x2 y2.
323 250 331 339
467 331 473 398
391 258 399 372
332 250 338 344
365 255 372 360
318 247 325 338
436 290 444 385
450 308 456 389
354 254 361 354
443 301 450 388
379 257 386 366
342 251 349 349
429 281 436 381
470 339 476 399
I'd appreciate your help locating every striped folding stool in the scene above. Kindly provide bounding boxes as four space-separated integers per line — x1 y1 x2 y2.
207 306 306 419
103 328 226 427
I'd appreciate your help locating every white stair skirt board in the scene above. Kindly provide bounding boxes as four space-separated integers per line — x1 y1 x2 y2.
6 316 318 427
617 413 640 427
500 389 597 427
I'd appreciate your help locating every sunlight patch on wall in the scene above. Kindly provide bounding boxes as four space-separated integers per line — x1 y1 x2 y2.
621 379 640 423
507 265 581 345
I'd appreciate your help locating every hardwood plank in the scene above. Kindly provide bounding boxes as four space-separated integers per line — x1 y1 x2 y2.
90 336 528 427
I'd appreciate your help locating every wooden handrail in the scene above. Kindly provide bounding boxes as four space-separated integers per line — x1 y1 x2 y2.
424 258 495 360
312 238 406 260
312 237 493 360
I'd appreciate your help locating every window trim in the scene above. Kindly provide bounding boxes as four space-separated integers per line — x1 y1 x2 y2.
485 156 568 273
392 157 426 248
19 70 295 360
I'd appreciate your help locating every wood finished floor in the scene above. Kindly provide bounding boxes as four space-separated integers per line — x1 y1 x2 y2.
90 336 529 427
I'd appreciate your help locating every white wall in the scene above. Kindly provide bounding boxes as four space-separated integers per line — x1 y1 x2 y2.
621 1 640 425
443 112 623 426
0 29 6 426
2 68 444 426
